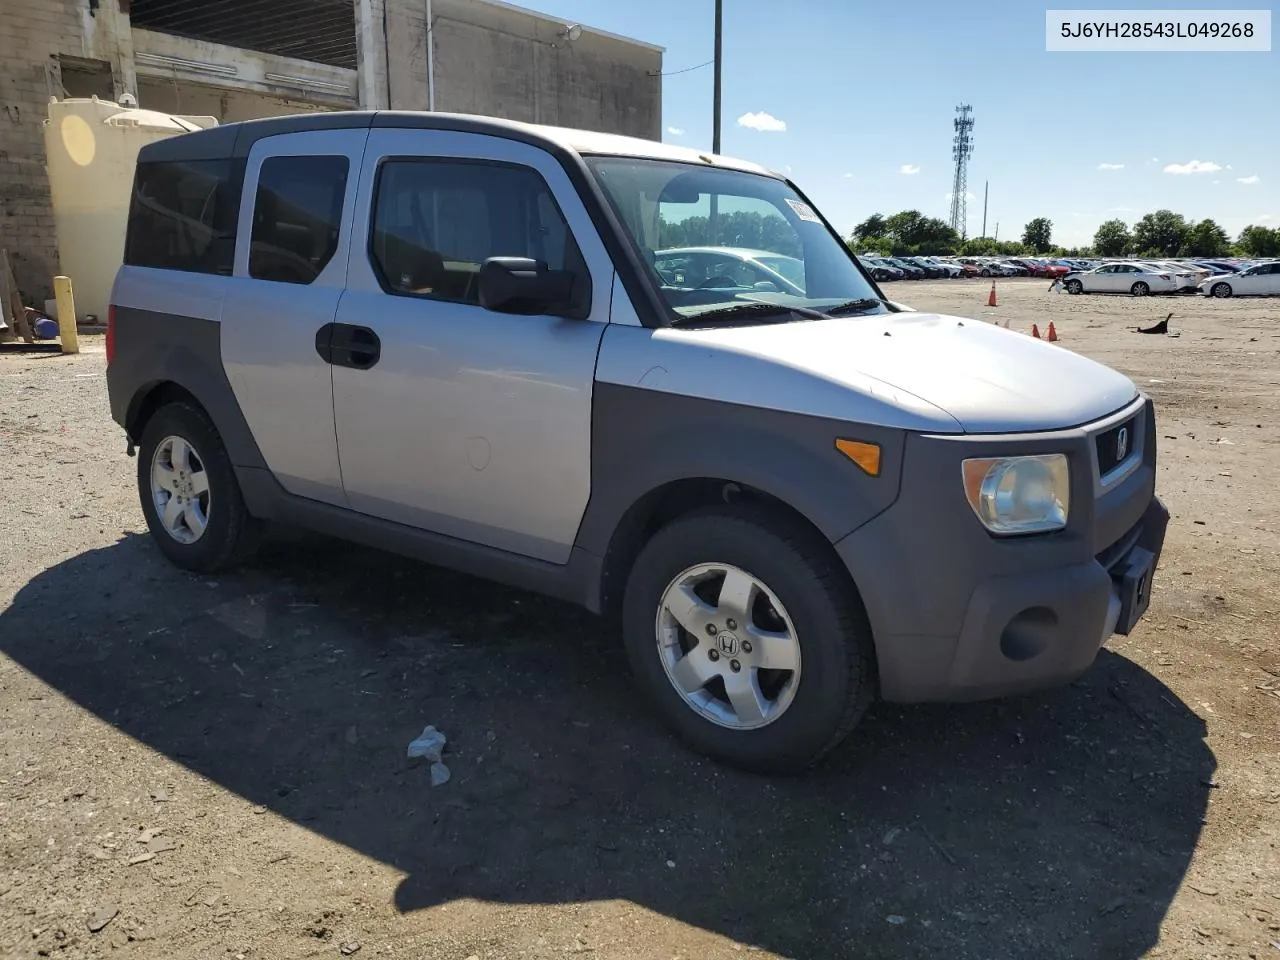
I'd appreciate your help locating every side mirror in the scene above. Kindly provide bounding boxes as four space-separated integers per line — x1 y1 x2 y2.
478 257 579 317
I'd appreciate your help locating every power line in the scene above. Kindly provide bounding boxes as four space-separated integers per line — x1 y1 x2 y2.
649 58 713 77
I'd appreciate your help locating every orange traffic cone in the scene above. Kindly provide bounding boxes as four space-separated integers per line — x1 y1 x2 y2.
1031 323 1041 339
987 282 997 307
1047 321 1058 342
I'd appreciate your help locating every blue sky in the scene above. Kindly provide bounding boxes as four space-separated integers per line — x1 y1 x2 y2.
529 0 1277 248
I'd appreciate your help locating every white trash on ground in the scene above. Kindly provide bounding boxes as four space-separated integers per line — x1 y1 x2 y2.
407 725 446 763
407 725 452 786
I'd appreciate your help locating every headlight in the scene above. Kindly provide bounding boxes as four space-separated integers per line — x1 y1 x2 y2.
962 454 1070 535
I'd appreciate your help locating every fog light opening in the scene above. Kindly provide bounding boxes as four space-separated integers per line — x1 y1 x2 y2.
1000 606 1058 662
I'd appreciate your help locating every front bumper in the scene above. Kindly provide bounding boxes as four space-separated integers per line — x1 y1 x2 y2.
835 396 1169 703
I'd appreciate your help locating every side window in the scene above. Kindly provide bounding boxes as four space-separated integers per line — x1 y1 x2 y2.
249 155 349 284
124 159 240 275
370 158 588 312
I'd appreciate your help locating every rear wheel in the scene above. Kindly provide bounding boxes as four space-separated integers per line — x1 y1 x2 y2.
137 402 261 573
621 506 876 774
1211 282 1233 298
1130 281 1150 297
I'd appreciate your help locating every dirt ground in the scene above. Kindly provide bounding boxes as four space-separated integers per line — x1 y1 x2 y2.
1 278 1277 960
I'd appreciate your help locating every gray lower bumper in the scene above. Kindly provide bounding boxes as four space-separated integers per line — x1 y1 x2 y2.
835 434 1169 704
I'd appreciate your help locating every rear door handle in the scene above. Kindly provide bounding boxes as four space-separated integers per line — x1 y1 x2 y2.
317 323 381 370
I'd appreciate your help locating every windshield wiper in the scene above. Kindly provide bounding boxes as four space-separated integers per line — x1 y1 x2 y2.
667 301 829 327
822 298 887 317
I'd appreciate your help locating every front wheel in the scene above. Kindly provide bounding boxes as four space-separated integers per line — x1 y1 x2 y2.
621 506 876 774
1211 282 1233 298
1131 281 1150 297
137 402 261 573
1065 279 1083 294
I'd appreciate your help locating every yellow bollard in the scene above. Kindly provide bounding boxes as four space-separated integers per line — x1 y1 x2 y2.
52 275 79 355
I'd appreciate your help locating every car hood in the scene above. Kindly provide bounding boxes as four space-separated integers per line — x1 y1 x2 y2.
660 312 1138 433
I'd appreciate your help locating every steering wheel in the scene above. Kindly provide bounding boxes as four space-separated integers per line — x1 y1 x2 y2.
697 275 740 289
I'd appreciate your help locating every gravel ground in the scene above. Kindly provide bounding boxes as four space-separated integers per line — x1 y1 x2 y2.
1 278 1277 960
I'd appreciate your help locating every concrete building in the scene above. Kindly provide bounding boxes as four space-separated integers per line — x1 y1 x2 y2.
0 0 663 305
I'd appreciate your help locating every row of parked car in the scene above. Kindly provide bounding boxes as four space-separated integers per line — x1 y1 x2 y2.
1059 258 1280 298
854 252 1279 298
855 254 1083 281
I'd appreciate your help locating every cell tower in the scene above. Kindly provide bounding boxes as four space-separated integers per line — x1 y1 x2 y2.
949 104 975 238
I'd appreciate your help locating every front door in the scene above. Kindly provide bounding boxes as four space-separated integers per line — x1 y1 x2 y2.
329 128 616 564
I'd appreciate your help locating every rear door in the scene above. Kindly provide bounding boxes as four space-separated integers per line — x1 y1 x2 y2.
220 129 369 505
1243 263 1280 294
328 127 614 564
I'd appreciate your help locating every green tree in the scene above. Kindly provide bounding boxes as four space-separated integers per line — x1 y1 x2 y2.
1021 217 1053 254
958 237 1027 257
1131 210 1189 258
1092 219 1131 256
849 236 892 256
1180 219 1231 258
852 214 888 245
1237 224 1280 258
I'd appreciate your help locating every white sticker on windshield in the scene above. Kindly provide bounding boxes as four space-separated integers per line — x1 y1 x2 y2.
785 199 822 223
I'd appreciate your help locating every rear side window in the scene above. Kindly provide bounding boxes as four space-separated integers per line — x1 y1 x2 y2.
249 155 350 284
369 159 587 311
124 159 240 275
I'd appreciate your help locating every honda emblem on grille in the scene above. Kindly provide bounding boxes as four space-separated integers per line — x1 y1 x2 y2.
1115 426 1129 462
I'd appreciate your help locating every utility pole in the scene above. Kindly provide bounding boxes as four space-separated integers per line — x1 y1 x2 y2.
712 0 723 154
981 180 988 238
709 0 723 242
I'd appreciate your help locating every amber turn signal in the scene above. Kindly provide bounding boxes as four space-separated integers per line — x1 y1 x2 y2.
835 439 881 477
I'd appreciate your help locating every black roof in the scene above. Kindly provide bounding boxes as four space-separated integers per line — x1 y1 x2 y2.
136 110 577 164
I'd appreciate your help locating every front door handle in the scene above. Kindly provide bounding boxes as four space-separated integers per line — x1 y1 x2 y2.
317 323 381 370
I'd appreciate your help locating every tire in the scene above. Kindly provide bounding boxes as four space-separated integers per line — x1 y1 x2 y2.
137 401 261 573
980 269 992 278
1211 282 1232 299
1065 279 1083 295
1130 281 1150 297
620 505 876 775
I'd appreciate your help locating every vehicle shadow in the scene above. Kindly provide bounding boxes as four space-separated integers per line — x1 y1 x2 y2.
0 533 1213 959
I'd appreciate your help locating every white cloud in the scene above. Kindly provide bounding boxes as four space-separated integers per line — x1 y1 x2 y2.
1237 175 1260 184
900 164 921 175
843 172 853 179
1259 214 1275 221
1164 159 1223 175
1150 157 1159 162
1110 206 1135 212
736 111 786 132
666 126 685 136
1098 162 1125 170
1212 180 1221 185
943 191 977 202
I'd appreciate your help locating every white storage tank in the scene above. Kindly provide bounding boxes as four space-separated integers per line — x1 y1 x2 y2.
43 97 216 324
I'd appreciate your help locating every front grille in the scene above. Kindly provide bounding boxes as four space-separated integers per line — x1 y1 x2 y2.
1095 414 1138 477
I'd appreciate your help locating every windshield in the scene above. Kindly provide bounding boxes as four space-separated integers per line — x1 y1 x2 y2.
586 157 882 324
